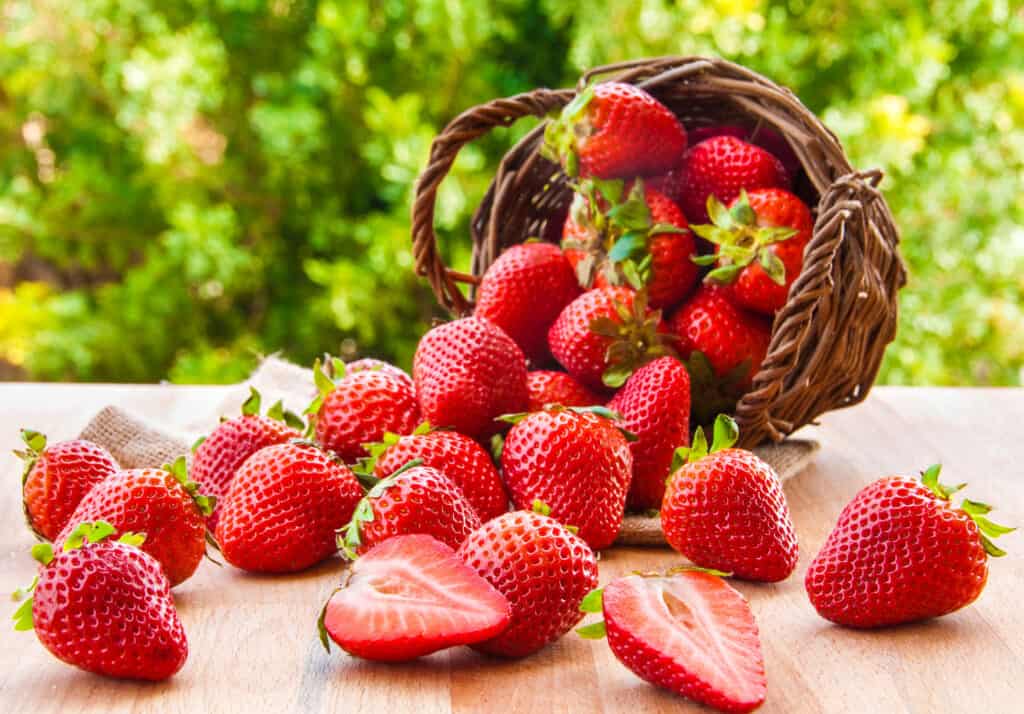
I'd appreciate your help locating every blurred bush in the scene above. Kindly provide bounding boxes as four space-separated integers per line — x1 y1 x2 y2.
1 0 1022 385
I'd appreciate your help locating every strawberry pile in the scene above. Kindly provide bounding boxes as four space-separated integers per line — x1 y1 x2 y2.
8 79 1014 713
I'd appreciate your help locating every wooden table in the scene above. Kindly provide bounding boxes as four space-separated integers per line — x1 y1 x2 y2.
0 384 1021 713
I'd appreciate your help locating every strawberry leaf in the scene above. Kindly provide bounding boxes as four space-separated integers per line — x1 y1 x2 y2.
759 250 787 285
30 543 53 566
531 500 551 516
575 621 607 639
710 414 739 454
241 386 261 416
705 264 744 285
12 595 34 632
579 588 604 613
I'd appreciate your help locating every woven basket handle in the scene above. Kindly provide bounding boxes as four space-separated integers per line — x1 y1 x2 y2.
411 88 576 315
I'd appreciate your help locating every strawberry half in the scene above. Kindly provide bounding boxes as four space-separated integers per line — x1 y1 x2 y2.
542 82 687 179
578 570 767 713
319 534 511 662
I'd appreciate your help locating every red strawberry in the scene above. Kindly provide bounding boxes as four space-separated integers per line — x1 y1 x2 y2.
661 416 798 582
678 135 789 224
215 442 363 573
578 570 767 713
543 82 687 179
311 360 420 463
548 286 671 390
320 534 511 661
341 462 482 557
458 509 598 657
344 358 414 390
190 388 301 532
607 357 690 511
693 188 814 316
526 370 602 411
368 426 508 522
474 242 581 364
563 182 698 311
499 407 632 550
413 317 528 441
55 458 212 586
805 465 1013 628
669 286 770 395
15 430 119 541
647 161 686 205
689 124 801 177
13 522 187 681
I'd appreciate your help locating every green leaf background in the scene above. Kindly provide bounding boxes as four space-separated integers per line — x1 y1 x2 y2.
1 1 1022 386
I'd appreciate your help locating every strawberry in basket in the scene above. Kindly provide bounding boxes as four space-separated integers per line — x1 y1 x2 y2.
689 123 801 178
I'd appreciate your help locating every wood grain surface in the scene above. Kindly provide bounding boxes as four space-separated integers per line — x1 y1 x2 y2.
0 384 1021 713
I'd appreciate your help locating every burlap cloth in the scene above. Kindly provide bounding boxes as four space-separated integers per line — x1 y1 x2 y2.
78 356 817 547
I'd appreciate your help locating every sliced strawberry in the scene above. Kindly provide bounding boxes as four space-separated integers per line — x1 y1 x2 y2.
582 570 766 713
320 534 511 662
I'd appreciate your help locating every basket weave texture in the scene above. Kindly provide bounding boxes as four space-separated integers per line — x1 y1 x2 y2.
411 56 906 448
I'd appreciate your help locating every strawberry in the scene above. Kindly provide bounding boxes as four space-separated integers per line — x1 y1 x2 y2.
319 534 511 661
215 442 363 573
474 242 581 364
805 464 1014 628
366 425 508 521
562 181 698 311
190 387 302 532
413 316 528 441
542 82 687 179
577 569 767 713
499 407 632 550
607 357 690 511
55 458 212 587
458 509 598 657
669 286 770 423
661 415 798 582
693 188 814 316
13 522 187 681
548 286 672 390
678 135 789 224
15 430 119 541
647 161 686 205
689 124 801 177
341 462 482 557
309 359 420 463
344 357 414 390
526 370 602 412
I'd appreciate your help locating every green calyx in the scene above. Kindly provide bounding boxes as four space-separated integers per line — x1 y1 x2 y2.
303 356 347 434
683 351 750 429
496 406 636 441
575 587 606 639
241 386 304 430
589 289 676 388
337 458 424 559
13 521 146 632
670 414 739 472
14 429 47 483
353 422 433 481
691 191 797 287
163 456 216 517
540 86 596 178
920 465 1015 557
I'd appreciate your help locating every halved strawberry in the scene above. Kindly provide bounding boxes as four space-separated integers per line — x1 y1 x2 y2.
319 534 511 662
579 570 767 713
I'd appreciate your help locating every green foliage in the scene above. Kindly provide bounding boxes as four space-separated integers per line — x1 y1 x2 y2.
1 0 1022 385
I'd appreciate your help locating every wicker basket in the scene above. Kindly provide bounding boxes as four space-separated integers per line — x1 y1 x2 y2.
411 56 906 448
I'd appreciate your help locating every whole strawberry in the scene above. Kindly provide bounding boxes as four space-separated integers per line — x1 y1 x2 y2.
215 442 363 573
563 181 697 311
548 286 671 390
689 123 801 177
13 522 187 681
499 407 632 550
16 430 119 541
543 82 687 179
805 465 1013 628
310 360 420 463
670 286 770 393
367 425 508 521
190 388 301 532
607 357 690 511
526 370 602 412
578 569 767 713
474 242 581 364
662 415 798 582
341 462 482 557
55 458 212 587
458 509 599 657
344 358 414 390
413 316 528 441
693 188 814 315
678 135 789 224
